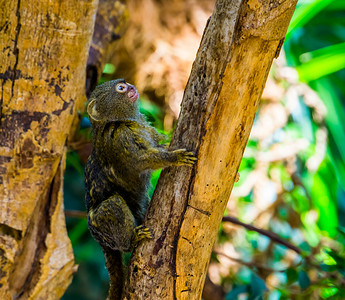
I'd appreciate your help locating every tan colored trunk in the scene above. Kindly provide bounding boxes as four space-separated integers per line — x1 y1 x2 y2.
0 0 98 299
124 0 298 299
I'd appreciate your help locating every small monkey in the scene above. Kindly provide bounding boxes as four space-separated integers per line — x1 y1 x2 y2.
84 79 196 299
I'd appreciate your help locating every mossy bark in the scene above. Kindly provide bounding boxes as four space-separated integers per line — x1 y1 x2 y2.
124 0 298 299
0 0 98 298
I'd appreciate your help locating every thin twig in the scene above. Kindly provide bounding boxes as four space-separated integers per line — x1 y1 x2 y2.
65 210 87 219
214 250 285 273
222 215 303 255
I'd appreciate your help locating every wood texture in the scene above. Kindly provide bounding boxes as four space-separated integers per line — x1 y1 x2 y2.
86 0 128 96
124 0 298 299
0 0 98 298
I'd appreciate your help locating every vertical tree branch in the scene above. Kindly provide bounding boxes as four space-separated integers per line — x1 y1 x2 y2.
86 0 128 97
124 0 298 299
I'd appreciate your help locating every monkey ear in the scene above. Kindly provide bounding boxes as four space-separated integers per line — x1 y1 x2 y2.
87 99 102 122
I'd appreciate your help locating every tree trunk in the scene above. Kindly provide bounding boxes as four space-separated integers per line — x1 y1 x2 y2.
124 0 298 299
0 0 98 299
86 0 128 97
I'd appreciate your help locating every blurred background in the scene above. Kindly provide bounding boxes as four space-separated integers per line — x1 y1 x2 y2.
62 0 345 299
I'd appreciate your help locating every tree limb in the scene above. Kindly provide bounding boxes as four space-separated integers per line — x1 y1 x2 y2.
0 1 98 298
222 215 303 255
213 251 286 273
86 0 128 96
124 0 298 299
65 210 87 219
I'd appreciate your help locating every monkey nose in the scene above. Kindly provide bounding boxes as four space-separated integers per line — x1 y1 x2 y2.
127 85 139 103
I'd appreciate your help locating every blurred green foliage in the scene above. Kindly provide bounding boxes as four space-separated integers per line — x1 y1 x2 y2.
285 0 345 191
62 0 345 299
218 0 345 299
286 0 345 256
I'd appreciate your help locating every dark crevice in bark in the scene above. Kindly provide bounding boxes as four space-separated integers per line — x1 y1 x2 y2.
0 223 22 241
171 166 196 300
0 80 4 127
10 0 22 104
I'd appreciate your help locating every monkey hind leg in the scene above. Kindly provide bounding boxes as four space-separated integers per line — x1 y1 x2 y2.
88 194 136 251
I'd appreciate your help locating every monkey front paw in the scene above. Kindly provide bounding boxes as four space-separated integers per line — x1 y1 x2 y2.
174 149 197 166
132 225 153 247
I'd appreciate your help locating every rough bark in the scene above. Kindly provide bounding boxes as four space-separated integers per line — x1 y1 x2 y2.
0 0 98 299
124 0 298 299
86 0 128 97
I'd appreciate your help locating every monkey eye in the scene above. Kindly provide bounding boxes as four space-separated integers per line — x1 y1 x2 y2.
115 83 128 93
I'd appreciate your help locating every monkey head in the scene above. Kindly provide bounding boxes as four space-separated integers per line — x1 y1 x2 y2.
87 79 140 123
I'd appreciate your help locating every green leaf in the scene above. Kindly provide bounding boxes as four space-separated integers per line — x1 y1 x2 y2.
292 186 310 213
149 169 162 198
320 263 338 272
311 158 338 236
226 285 248 300
338 226 345 237
249 274 267 299
286 268 299 285
327 249 345 267
139 97 164 129
297 43 345 82
327 1 345 10
321 287 339 299
66 151 84 176
313 78 345 190
300 42 345 61
298 270 311 290
102 63 116 74
301 211 321 246
299 241 311 254
68 219 89 245
287 0 337 40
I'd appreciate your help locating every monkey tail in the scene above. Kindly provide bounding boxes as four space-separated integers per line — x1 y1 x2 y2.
103 247 124 300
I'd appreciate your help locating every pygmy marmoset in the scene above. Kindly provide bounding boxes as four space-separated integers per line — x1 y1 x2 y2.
84 79 196 299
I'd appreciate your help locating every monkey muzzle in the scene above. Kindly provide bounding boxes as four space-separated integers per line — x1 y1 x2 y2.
127 85 139 103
